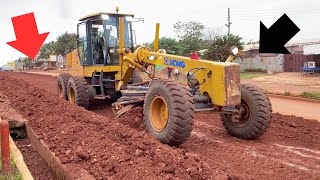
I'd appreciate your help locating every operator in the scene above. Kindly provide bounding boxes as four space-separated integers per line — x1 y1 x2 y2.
98 36 106 64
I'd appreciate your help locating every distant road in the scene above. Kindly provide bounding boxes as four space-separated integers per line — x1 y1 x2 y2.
25 71 59 76
270 97 320 121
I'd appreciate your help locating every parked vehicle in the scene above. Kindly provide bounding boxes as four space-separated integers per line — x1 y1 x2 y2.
2 65 14 71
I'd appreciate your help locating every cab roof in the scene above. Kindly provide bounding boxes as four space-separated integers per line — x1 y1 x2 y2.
79 12 134 21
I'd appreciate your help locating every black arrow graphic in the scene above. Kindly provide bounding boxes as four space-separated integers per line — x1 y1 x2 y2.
259 13 300 54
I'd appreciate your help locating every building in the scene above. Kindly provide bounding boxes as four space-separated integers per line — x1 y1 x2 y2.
14 57 27 70
37 55 57 68
235 40 320 73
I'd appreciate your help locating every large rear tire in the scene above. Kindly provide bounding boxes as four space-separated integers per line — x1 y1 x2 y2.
67 77 89 109
220 84 272 139
57 73 71 100
143 79 194 146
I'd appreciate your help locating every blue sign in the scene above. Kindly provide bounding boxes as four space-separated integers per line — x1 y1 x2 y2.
164 58 186 68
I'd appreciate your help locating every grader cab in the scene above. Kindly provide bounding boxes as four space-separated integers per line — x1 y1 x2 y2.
57 11 272 146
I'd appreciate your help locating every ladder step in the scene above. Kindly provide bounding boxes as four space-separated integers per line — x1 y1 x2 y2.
194 108 215 112
95 96 106 100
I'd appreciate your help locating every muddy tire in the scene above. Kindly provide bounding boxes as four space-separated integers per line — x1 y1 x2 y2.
132 69 143 83
143 79 194 146
57 73 71 100
220 84 272 139
67 77 89 109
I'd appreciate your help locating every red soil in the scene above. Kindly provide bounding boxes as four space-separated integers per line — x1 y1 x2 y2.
1 72 320 179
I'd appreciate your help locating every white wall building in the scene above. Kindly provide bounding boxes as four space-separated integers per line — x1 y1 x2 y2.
303 44 320 55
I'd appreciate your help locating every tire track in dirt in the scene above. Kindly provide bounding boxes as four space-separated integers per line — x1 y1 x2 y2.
185 121 320 179
3 72 320 179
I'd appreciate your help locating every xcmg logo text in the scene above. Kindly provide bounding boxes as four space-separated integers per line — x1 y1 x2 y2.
164 58 186 68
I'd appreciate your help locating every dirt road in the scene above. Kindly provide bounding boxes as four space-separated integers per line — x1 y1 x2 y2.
1 72 320 179
270 96 320 121
242 72 320 95
22 71 320 121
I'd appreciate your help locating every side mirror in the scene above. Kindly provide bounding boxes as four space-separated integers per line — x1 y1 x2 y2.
130 17 144 23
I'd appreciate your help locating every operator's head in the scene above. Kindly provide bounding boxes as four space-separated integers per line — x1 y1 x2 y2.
92 27 99 36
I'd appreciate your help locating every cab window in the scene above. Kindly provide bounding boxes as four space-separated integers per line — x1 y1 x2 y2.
91 21 106 65
77 22 89 65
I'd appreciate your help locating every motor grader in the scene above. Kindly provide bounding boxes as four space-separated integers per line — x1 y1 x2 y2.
57 10 272 146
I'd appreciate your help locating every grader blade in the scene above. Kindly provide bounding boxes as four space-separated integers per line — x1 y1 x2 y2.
114 104 137 118
112 95 145 118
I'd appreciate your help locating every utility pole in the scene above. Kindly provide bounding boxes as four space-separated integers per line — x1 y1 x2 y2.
225 8 231 36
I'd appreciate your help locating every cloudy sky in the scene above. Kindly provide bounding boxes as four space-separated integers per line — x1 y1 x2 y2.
1 0 320 66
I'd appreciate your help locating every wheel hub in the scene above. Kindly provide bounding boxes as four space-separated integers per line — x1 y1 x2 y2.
68 87 76 104
149 96 168 132
58 84 64 98
231 99 251 127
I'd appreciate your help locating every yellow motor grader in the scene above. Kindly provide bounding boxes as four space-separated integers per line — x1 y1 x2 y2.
57 10 272 146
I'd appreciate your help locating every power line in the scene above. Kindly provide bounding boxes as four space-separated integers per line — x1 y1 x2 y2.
225 8 231 36
200 9 320 24
233 8 320 15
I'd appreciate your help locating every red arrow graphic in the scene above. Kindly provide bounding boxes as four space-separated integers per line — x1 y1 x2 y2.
7 12 49 59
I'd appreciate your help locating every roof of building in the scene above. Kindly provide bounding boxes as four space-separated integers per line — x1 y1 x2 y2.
243 40 320 52
79 12 134 21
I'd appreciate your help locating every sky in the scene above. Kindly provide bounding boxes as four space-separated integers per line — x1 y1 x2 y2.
1 0 320 66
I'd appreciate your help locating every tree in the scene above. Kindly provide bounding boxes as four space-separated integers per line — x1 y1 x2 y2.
23 57 33 69
204 34 244 61
202 26 224 48
145 37 187 55
203 26 224 41
54 32 77 55
158 37 180 54
173 21 205 40
39 41 56 59
173 21 205 55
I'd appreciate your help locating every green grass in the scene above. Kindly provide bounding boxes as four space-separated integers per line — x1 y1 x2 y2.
284 91 292 96
0 152 23 180
300 91 320 100
0 174 23 180
240 72 267 79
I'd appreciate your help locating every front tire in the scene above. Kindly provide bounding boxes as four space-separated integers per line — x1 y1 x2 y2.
143 79 194 146
220 84 272 139
67 77 89 109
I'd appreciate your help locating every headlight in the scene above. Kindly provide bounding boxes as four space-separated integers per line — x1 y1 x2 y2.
230 46 239 55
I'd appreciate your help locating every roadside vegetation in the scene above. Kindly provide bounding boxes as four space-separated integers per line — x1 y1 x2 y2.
0 153 23 180
284 91 292 96
240 72 267 79
142 21 244 60
300 91 320 100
